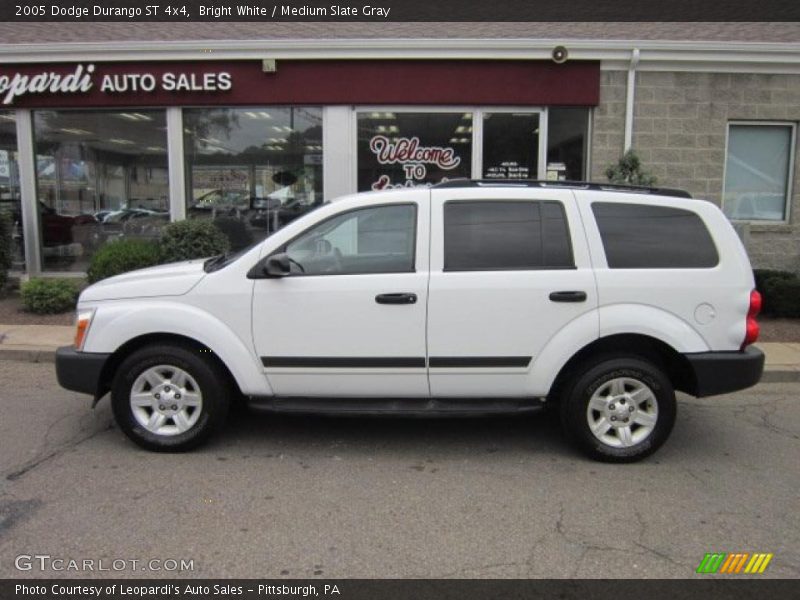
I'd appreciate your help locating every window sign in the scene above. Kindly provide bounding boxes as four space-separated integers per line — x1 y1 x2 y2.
482 113 539 180
357 112 472 191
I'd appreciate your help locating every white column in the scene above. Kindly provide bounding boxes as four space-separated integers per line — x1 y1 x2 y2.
538 107 549 180
15 109 41 277
322 106 356 200
166 107 186 221
471 109 483 179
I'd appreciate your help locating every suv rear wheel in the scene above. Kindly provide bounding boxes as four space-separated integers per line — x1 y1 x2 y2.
111 344 230 452
560 356 676 462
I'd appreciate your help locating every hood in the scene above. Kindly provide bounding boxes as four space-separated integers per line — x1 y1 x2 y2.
80 259 207 302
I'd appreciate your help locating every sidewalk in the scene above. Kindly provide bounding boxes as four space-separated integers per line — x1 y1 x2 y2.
0 323 798 383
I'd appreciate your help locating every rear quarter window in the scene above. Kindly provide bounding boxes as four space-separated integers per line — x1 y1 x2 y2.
591 202 719 269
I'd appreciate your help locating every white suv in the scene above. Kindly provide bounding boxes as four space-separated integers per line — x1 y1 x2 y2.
56 181 764 462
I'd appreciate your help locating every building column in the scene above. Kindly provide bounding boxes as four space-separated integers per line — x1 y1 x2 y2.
166 107 186 221
15 109 40 277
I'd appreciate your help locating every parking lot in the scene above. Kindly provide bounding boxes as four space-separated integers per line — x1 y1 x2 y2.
1 360 798 579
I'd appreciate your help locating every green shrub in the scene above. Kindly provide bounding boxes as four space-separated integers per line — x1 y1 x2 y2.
159 219 229 263
754 269 800 318
20 278 79 314
87 238 162 283
605 149 657 187
0 211 12 291
213 216 254 252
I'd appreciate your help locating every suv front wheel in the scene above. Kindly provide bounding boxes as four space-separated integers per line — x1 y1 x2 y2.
111 343 230 452
560 356 677 462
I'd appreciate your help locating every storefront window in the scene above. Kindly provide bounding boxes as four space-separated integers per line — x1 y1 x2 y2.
482 112 540 180
183 107 323 249
0 112 23 271
547 108 590 181
357 112 473 191
723 123 795 221
33 110 169 272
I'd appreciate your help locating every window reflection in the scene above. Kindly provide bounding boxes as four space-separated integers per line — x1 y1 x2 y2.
547 108 589 181
183 107 323 249
0 112 23 271
33 110 169 272
724 124 793 221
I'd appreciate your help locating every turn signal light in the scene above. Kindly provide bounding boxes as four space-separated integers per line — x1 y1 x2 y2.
74 310 94 350
742 290 761 349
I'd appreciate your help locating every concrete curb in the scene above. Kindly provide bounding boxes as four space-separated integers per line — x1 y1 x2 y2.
0 348 57 363
760 368 800 383
2 346 799 383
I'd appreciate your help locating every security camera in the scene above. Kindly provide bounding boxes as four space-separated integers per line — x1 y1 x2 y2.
552 46 569 64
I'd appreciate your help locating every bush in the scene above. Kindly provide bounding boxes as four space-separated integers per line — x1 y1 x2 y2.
605 149 657 186
87 238 162 283
213 216 254 252
159 219 229 263
0 211 12 291
754 269 800 318
20 278 79 314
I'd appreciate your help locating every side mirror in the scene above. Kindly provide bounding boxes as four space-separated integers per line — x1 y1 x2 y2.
247 253 291 279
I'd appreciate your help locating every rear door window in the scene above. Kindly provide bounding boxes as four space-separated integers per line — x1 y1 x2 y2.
443 200 574 271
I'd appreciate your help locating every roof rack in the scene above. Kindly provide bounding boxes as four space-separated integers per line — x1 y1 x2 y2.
432 179 692 199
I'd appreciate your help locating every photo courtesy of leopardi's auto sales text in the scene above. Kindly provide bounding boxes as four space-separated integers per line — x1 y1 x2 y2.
0 1 797 599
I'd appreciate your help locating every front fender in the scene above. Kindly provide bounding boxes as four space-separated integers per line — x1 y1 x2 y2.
82 300 271 396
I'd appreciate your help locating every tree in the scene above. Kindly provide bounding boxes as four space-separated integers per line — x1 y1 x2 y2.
605 150 657 186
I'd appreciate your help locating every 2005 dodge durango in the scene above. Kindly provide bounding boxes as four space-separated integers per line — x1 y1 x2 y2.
56 180 764 462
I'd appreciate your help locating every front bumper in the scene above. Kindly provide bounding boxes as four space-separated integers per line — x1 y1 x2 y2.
55 346 111 397
684 347 765 397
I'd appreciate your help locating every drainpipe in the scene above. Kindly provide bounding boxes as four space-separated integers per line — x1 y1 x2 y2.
623 48 640 153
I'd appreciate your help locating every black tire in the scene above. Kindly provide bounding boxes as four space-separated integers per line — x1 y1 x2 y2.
111 343 230 452
559 356 676 463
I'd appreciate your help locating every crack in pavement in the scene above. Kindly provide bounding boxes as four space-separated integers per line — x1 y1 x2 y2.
5 423 114 482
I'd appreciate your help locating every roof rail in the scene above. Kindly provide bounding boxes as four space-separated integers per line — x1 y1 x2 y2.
432 179 692 199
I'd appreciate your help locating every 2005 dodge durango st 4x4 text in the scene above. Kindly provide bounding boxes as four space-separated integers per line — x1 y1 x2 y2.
56 180 765 462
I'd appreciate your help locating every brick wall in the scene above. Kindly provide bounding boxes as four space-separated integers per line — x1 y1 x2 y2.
591 70 800 273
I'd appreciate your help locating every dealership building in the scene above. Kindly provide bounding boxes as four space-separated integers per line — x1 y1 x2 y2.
0 22 798 276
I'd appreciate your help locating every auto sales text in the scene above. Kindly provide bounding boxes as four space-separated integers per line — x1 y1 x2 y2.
0 64 232 105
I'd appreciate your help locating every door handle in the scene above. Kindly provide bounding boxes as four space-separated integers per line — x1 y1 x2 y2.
549 291 587 303
376 293 417 305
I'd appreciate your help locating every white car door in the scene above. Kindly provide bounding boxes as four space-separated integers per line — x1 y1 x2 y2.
251 194 430 397
427 186 598 397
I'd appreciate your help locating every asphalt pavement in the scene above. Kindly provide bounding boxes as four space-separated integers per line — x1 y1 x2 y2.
0 361 798 579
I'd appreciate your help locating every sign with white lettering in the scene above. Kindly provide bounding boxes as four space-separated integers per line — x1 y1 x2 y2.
368 135 463 190
0 64 232 106
0 60 600 109
358 113 472 191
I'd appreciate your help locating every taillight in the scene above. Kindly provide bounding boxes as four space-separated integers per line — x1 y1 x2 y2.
742 289 761 349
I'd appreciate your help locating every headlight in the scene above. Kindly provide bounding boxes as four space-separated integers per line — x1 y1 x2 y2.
73 309 95 351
